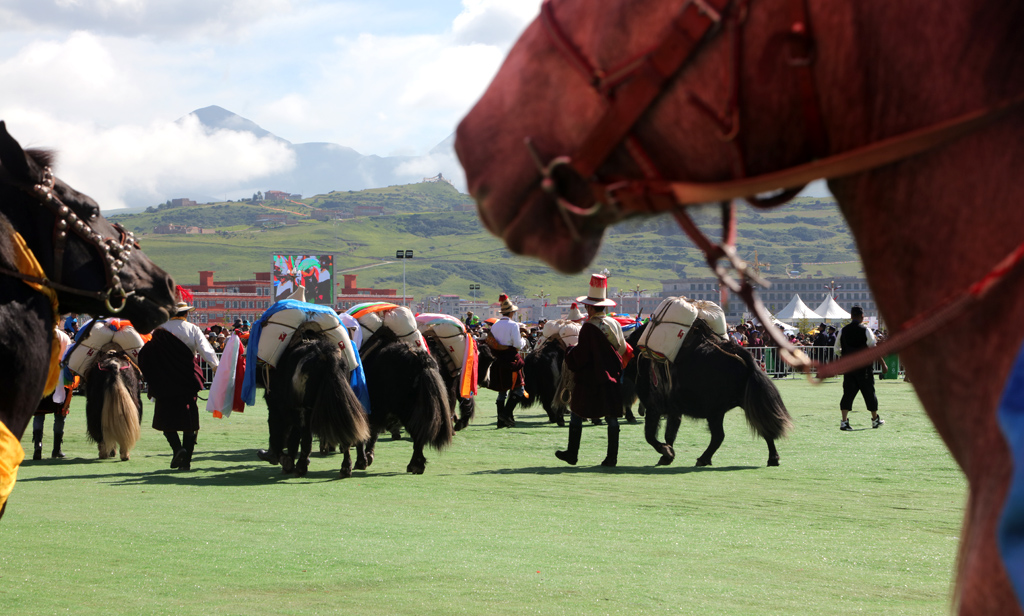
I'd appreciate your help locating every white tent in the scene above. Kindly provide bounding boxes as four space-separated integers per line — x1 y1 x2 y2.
775 294 822 322
814 295 851 321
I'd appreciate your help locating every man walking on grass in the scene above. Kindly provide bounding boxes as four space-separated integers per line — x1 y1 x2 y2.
834 305 887 431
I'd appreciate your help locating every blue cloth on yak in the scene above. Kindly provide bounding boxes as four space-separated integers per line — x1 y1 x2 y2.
997 340 1024 605
240 299 371 414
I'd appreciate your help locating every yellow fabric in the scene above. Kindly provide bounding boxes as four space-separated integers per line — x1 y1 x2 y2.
10 230 61 393
0 421 25 512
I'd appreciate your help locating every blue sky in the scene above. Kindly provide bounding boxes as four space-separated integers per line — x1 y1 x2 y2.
0 0 543 208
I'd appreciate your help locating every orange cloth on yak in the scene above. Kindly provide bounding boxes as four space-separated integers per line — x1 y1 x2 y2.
0 420 25 513
11 230 61 394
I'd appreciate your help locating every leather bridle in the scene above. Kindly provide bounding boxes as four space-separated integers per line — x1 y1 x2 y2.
531 0 1024 378
0 165 139 314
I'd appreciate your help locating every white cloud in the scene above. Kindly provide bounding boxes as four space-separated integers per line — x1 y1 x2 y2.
0 0 544 208
453 0 542 47
0 0 297 39
2 111 295 211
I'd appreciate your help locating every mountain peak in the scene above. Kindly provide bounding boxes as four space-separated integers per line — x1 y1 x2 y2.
184 106 280 141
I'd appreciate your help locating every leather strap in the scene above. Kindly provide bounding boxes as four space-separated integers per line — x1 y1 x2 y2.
601 92 1024 210
540 0 731 179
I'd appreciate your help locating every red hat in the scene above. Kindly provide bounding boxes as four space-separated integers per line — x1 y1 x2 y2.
577 274 616 307
498 293 518 314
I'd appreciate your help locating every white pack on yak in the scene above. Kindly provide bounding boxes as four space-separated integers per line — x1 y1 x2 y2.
240 299 370 412
64 318 146 377
414 313 481 399
637 297 728 362
415 313 470 372
346 302 426 350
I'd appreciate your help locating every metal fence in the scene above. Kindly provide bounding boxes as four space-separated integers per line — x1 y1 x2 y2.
744 345 903 379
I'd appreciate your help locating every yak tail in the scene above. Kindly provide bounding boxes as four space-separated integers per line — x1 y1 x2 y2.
409 356 454 451
741 354 793 441
306 340 371 447
101 374 141 455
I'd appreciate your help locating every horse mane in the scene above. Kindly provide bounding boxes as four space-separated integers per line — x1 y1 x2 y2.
24 149 55 170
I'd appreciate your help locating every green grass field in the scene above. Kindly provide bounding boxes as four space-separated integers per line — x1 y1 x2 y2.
3 379 963 616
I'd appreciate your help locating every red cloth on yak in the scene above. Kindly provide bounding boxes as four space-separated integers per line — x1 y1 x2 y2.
138 328 206 432
565 321 623 420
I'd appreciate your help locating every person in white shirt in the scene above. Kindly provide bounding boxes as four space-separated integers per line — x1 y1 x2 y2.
139 300 219 471
485 294 526 428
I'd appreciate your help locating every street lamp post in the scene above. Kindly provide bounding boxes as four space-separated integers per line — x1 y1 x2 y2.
396 249 413 306
632 284 647 316
533 289 549 320
469 283 480 301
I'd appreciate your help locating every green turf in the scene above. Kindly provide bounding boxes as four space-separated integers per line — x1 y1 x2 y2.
3 379 963 615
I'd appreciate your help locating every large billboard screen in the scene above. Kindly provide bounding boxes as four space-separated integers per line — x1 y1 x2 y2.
272 254 334 305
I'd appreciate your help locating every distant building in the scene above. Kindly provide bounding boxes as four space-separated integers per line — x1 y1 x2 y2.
421 173 454 186
265 190 302 201
335 274 411 311
170 198 198 208
452 204 476 212
179 271 275 326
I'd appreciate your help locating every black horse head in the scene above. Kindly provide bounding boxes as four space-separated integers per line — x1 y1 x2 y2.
0 121 176 332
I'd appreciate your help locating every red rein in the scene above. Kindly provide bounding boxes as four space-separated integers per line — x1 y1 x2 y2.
534 0 1024 379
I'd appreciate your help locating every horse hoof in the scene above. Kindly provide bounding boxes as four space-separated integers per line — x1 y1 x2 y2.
354 458 367 471
340 465 352 479
295 465 308 478
767 456 780 467
365 452 375 468
625 416 638 425
120 454 130 461
696 458 713 467
281 458 295 474
407 463 425 475
600 458 617 467
656 455 674 466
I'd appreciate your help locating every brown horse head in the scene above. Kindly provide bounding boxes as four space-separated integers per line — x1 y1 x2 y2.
457 0 828 273
0 121 176 333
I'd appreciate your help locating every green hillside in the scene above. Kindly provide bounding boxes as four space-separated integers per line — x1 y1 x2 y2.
108 184 862 301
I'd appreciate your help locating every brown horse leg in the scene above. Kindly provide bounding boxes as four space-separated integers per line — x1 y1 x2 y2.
644 412 674 465
407 441 427 474
696 414 724 467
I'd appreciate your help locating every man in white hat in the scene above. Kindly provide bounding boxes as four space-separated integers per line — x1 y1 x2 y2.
138 292 219 471
557 274 629 467
565 302 584 322
485 293 526 428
